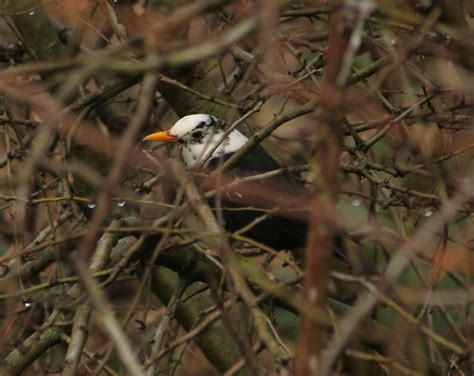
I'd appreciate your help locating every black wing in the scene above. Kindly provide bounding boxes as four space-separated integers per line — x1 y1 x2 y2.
207 145 308 250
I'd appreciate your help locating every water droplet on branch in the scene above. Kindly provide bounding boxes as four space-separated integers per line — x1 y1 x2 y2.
352 199 362 207
423 209 433 217
116 200 126 207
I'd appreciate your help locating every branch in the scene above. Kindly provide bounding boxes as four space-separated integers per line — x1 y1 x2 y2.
0 312 63 376
317 188 472 375
145 276 190 376
63 219 125 376
4 0 67 61
76 260 145 376
295 0 364 372
150 266 253 376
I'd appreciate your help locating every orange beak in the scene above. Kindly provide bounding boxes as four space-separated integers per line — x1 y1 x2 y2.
143 131 177 143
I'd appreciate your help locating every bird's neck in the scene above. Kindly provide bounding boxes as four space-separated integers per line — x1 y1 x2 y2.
182 129 248 169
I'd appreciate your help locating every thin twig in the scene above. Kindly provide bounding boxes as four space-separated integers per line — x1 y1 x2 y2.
145 276 190 376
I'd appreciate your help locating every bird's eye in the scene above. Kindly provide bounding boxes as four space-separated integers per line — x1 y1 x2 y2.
191 130 203 139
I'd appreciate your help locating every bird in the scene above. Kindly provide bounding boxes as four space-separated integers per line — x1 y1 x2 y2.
143 114 309 251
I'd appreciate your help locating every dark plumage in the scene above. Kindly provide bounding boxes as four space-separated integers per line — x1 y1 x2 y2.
144 114 309 251
144 114 373 273
206 145 308 250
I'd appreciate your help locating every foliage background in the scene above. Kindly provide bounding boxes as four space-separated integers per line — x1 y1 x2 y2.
0 0 473 375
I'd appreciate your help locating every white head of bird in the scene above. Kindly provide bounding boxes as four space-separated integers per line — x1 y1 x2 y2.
144 114 248 169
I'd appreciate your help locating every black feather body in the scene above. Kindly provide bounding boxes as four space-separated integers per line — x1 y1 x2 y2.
206 145 308 250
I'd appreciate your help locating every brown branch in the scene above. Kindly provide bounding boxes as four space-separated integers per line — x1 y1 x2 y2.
76 71 157 261
216 101 316 174
75 260 145 376
171 160 279 374
317 187 472 375
145 276 190 376
0 311 63 376
63 219 125 376
295 1 362 373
